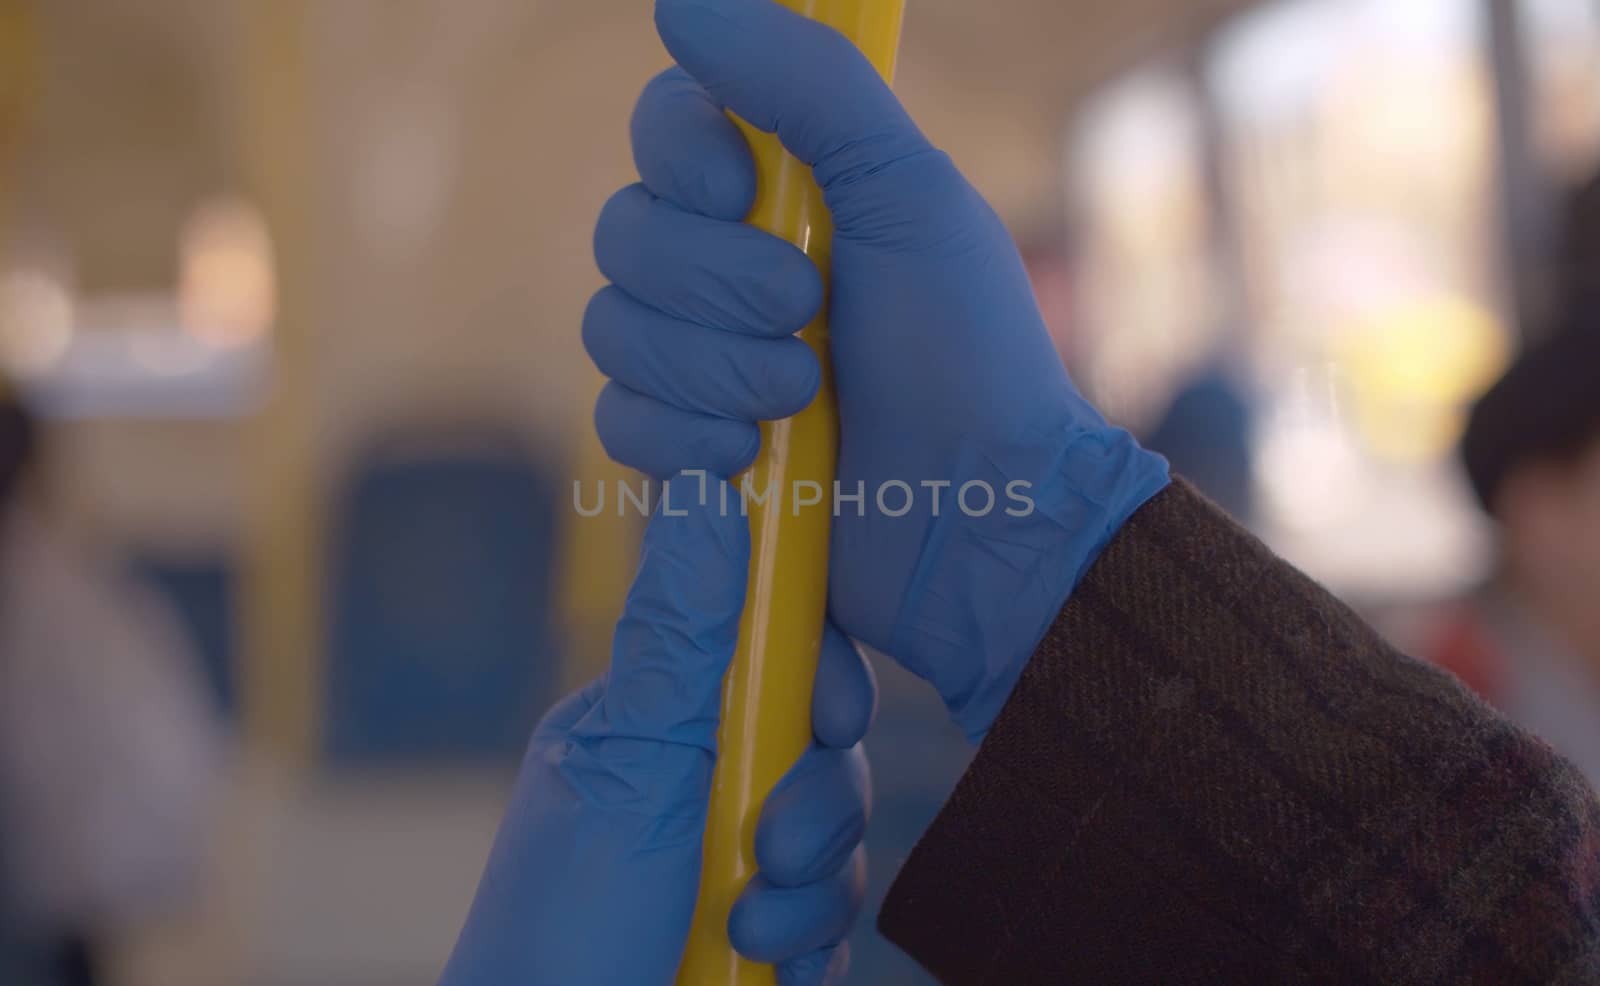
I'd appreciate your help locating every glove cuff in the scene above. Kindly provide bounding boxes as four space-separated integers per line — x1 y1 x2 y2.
889 419 1170 741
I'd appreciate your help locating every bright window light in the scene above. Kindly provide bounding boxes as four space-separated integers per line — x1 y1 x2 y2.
179 195 276 349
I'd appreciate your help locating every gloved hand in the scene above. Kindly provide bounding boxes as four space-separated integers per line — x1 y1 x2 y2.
587 0 1170 741
440 483 874 986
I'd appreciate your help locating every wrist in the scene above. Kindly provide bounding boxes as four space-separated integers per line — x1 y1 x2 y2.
890 417 1169 741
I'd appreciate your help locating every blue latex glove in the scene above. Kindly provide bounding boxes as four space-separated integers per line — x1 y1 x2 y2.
587 0 1171 741
440 484 874 986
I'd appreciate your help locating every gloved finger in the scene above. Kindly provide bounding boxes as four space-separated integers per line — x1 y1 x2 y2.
655 0 962 234
755 743 870 888
585 286 820 423
632 66 755 221
812 621 876 750
730 845 867 964
595 380 760 480
568 479 749 759
776 942 851 986
595 183 823 337
443 496 749 986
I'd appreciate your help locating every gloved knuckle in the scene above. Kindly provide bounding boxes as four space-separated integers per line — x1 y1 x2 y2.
756 343 817 416
593 185 646 274
580 289 620 367
771 254 825 333
805 18 860 70
701 422 759 475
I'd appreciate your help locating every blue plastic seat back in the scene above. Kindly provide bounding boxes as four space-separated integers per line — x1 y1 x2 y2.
324 432 562 763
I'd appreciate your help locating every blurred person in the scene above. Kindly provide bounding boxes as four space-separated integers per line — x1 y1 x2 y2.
1015 229 1081 370
0 390 222 986
1429 322 1600 782
440 2 1600 983
1558 169 1600 309
1142 359 1257 523
1019 232 1259 522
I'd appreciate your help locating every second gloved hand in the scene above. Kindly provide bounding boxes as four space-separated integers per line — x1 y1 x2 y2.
439 483 874 986
587 0 1170 741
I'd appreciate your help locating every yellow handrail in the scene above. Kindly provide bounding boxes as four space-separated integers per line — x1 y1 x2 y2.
0 0 36 243
240 0 323 763
676 4 906 983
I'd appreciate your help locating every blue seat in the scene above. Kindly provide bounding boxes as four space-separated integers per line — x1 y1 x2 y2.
323 431 562 763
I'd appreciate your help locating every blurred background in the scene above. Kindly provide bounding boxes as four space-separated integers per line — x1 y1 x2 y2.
0 0 1597 983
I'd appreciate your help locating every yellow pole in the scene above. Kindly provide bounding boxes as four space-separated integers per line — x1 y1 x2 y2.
677 4 905 983
0 0 35 240
240 0 323 763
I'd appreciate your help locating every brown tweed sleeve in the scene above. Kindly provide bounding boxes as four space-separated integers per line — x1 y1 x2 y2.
878 480 1600 985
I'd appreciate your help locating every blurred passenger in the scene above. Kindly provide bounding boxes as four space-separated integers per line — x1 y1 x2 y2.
1142 360 1257 523
1559 170 1600 309
1016 230 1081 370
1429 322 1600 782
1020 230 1260 524
0 391 222 986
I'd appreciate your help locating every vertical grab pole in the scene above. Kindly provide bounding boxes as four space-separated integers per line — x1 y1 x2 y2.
676 3 906 984
241 0 323 764
0 0 37 246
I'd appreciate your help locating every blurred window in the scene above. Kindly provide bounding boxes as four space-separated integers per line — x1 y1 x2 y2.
1066 66 1219 430
0 194 272 418
1 0 266 417
1520 0 1600 184
1066 0 1512 599
1207 0 1508 598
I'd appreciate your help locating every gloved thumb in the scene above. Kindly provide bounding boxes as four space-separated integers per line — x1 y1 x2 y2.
564 475 748 811
655 0 957 235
